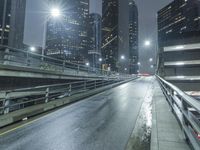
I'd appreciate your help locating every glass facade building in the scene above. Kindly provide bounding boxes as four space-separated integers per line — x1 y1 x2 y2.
102 0 138 73
129 0 138 74
0 0 11 46
158 0 200 47
0 0 26 48
88 13 102 68
102 0 119 71
157 0 200 91
46 0 90 64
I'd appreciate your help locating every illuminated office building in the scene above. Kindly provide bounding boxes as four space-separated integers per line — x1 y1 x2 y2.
0 0 26 48
129 0 138 74
157 0 200 90
46 0 90 64
102 0 138 73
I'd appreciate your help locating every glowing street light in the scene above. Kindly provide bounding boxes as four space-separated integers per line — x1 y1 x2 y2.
149 58 153 62
86 62 90 66
144 40 151 46
137 62 141 66
99 58 102 62
50 8 61 18
150 65 154 68
121 55 125 60
30 46 36 52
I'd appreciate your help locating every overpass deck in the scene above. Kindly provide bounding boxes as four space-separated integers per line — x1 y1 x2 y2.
0 77 194 150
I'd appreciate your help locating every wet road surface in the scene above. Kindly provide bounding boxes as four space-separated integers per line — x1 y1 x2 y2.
0 77 154 150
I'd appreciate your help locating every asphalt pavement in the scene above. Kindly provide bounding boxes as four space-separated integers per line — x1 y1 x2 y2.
0 77 154 150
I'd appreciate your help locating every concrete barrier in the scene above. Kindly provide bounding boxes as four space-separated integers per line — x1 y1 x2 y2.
0 78 138 128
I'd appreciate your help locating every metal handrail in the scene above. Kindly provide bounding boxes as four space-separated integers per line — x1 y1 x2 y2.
156 75 200 150
0 77 136 115
0 45 130 78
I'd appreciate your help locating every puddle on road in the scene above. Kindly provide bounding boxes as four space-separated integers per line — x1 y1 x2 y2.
126 83 153 150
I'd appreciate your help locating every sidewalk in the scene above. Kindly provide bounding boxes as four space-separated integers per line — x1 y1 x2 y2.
151 82 191 150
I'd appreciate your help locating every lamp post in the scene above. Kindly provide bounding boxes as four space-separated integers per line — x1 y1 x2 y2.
137 62 141 74
42 8 61 60
120 55 126 73
144 39 158 74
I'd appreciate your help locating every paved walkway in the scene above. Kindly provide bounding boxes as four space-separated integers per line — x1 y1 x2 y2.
151 81 191 150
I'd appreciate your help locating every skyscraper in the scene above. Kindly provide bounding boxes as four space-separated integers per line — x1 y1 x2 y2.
102 0 138 73
0 0 26 48
102 0 129 72
0 0 11 46
102 0 118 71
157 0 200 90
88 13 102 68
158 0 200 48
9 0 26 49
129 0 138 74
46 0 90 64
88 0 102 68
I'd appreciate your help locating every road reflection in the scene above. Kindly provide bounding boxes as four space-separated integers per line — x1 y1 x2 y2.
126 77 153 150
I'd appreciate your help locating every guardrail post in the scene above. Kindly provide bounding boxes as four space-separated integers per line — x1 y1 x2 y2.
62 60 65 72
68 84 72 96
77 65 80 74
26 51 29 66
83 81 86 91
45 87 49 103
94 80 96 89
3 48 10 65
182 100 189 125
3 92 10 114
101 80 104 87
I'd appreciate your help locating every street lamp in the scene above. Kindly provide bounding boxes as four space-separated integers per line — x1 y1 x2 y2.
121 55 125 60
149 58 153 62
144 40 151 46
50 8 61 17
99 58 102 62
144 39 159 74
30 46 36 52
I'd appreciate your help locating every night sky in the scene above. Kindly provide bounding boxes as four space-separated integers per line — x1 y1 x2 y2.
24 0 172 73
135 0 172 73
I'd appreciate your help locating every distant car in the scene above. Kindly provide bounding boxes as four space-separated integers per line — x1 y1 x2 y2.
138 73 151 77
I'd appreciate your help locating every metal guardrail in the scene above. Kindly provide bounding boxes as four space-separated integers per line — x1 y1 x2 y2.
0 45 130 78
156 75 200 150
0 78 135 115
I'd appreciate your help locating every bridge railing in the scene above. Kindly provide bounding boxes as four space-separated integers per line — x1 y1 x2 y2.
0 45 129 78
0 77 136 115
156 75 200 150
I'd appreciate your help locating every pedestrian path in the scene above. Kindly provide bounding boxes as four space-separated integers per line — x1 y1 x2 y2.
151 82 191 150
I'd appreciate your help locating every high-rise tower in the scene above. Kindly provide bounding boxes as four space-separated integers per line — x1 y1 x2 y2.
129 0 138 74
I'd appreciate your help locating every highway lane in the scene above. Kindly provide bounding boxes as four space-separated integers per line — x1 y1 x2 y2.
0 77 154 150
